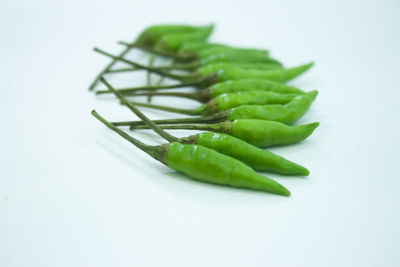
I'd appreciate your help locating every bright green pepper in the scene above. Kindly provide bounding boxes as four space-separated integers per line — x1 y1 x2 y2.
115 90 318 126
103 80 310 176
176 41 270 60
130 119 319 148
128 90 299 116
191 132 309 175
196 62 313 83
153 25 214 54
92 110 290 196
134 24 212 47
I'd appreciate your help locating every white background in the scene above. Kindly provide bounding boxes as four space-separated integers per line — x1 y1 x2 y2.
1 0 399 266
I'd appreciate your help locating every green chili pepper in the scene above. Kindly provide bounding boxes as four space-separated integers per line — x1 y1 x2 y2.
102 79 310 176
126 90 299 116
93 47 313 85
92 110 290 196
128 119 319 148
152 25 214 54
96 79 305 103
176 40 270 60
134 24 213 47
150 52 282 71
113 91 317 125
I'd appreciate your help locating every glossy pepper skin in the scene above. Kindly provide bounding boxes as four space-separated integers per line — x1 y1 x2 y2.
209 79 305 96
130 119 319 148
211 91 298 112
166 142 290 195
153 25 214 54
128 90 299 116
173 41 271 61
198 62 314 83
226 90 318 124
195 51 281 67
227 120 319 147
185 132 309 175
134 24 211 47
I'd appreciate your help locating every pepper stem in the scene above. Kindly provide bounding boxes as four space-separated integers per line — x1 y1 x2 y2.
106 67 141 73
88 41 133 90
111 112 228 128
127 101 199 115
119 41 183 60
93 48 193 82
99 77 178 143
95 81 201 95
125 91 202 102
91 110 160 160
130 123 221 132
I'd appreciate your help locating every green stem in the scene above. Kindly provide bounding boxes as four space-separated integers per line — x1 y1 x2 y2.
119 41 183 60
148 70 166 102
99 77 178 143
93 48 193 82
131 123 221 131
91 110 158 159
127 101 199 115
147 54 156 87
88 42 133 90
95 81 201 95
149 61 201 71
128 91 202 102
106 67 141 73
111 112 228 127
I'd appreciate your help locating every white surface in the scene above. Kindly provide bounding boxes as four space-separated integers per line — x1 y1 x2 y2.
1 0 400 266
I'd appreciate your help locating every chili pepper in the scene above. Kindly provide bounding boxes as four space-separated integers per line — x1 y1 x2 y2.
126 90 299 116
96 79 305 103
113 90 318 125
134 24 212 47
176 40 270 60
92 110 290 196
152 25 214 54
93 47 313 85
129 119 319 148
103 78 309 176
167 52 282 70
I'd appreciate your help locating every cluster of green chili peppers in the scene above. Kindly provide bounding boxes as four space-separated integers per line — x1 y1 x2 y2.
89 23 320 197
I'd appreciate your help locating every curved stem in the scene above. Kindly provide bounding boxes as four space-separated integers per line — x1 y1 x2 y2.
88 42 133 90
111 112 228 127
95 81 200 95
127 101 199 115
119 41 183 60
99 78 178 143
148 70 166 102
91 110 157 158
146 54 156 86
128 91 202 102
93 48 193 82
131 124 220 132
106 67 141 73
